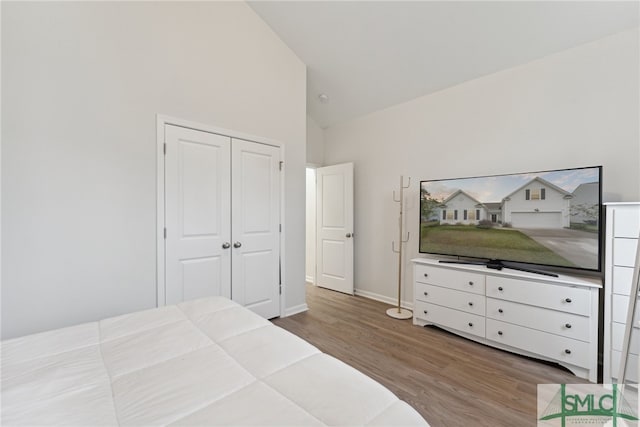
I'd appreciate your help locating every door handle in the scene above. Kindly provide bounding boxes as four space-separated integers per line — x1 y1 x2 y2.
346 233 353 238
233 242 242 248
222 242 231 249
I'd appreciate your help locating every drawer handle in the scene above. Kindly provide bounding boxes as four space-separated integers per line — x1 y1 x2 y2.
498 331 503 336
565 349 572 354
565 298 572 303
468 302 473 306
468 281 474 286
565 323 572 329
498 286 504 291
423 310 428 314
498 308 504 313
423 291 428 296
468 322 473 327
424 273 429 277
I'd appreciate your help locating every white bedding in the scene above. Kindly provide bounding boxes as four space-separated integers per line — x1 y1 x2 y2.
1 296 428 426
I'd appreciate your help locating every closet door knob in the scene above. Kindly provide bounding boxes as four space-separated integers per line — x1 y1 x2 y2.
498 331 503 336
565 349 572 354
468 322 473 327
498 308 504 313
222 242 231 249
233 241 242 248
565 323 572 329
346 233 352 238
565 298 572 303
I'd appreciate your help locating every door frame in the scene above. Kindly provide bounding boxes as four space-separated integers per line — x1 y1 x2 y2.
156 114 286 317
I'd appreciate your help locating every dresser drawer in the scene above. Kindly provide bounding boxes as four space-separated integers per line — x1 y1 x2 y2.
611 322 640 354
613 207 640 238
612 265 637 296
414 300 485 338
613 238 639 267
415 264 485 295
486 276 590 316
611 350 638 382
486 298 589 342
612 294 640 324
486 319 590 368
415 282 485 316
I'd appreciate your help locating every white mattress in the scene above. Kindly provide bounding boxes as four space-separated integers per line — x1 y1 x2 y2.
1 296 429 426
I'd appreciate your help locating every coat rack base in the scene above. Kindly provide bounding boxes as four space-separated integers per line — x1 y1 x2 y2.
386 307 413 319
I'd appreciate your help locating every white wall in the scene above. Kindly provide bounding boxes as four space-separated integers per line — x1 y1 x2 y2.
1 2 307 339
305 168 316 283
323 29 640 306
306 114 325 165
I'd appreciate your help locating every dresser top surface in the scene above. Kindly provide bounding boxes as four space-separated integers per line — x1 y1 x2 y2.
412 257 602 289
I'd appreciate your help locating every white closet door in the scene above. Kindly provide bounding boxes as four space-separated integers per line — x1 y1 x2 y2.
165 125 231 305
231 139 281 318
316 163 354 295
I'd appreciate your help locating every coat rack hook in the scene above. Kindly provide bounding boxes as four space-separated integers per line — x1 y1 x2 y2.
402 177 411 189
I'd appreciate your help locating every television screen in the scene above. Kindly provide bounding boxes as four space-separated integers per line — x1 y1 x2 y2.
419 166 602 272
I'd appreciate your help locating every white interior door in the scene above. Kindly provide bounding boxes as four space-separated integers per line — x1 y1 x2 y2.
316 163 354 295
231 139 281 318
164 125 231 305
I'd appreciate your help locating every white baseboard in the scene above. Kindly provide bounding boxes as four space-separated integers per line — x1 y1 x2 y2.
305 275 315 284
284 303 309 317
354 289 414 310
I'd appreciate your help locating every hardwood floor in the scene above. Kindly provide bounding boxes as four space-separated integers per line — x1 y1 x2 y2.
272 284 588 427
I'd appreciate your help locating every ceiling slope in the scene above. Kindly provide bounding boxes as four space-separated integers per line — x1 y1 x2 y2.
249 1 639 128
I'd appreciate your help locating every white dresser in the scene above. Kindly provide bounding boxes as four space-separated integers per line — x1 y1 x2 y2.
603 202 640 383
412 258 601 382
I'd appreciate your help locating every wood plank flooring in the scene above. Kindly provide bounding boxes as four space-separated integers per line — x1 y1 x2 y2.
272 284 588 427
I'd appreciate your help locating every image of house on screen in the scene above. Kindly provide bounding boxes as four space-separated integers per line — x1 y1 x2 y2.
436 176 581 229
570 182 600 225
438 190 489 225
501 177 572 228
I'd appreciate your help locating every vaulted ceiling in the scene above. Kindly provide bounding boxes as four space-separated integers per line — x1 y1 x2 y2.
249 1 639 128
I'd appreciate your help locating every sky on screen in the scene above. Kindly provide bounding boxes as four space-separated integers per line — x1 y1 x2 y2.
422 167 600 203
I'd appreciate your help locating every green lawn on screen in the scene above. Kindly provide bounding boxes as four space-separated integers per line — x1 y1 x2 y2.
420 224 575 267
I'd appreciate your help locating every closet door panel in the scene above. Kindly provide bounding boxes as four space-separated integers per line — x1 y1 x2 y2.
165 125 231 305
231 139 281 319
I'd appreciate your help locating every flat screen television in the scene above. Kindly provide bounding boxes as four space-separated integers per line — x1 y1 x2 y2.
419 166 602 275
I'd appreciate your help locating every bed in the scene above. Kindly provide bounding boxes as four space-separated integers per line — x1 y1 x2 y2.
1 296 429 426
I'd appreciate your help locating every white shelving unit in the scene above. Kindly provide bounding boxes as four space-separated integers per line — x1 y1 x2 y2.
603 202 640 383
